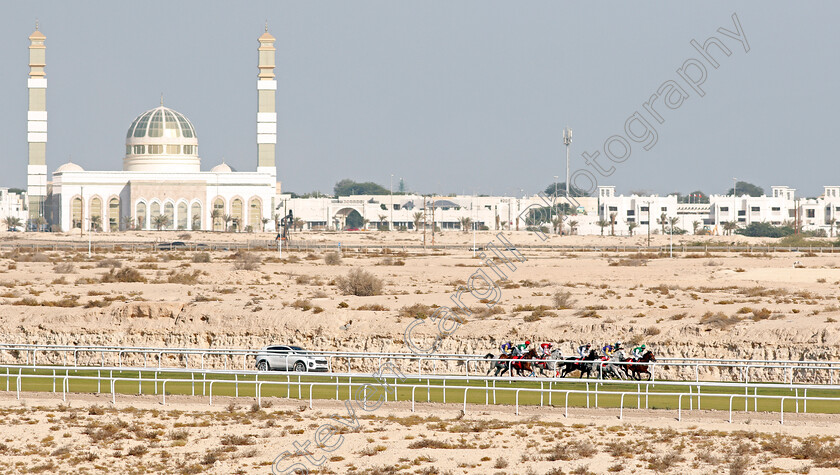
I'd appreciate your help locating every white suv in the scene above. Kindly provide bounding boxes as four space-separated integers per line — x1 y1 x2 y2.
255 345 329 372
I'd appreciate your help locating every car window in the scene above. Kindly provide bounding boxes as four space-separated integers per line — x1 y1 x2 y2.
289 346 306 353
267 346 288 352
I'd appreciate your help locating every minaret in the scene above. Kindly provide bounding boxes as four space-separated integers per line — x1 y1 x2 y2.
27 22 48 225
256 24 276 173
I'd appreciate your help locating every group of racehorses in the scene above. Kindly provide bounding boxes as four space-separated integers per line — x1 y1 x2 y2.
484 348 656 380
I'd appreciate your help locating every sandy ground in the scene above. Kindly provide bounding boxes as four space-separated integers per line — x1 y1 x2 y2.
1 392 839 474
0 231 839 473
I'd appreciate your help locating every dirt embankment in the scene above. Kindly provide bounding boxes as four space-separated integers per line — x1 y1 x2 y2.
1 303 838 382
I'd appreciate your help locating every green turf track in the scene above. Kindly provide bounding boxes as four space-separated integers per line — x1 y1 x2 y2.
2 368 838 415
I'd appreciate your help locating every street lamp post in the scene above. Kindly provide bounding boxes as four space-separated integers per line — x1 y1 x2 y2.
646 201 651 247
389 174 394 231
553 175 558 231
563 127 572 199
732 177 737 230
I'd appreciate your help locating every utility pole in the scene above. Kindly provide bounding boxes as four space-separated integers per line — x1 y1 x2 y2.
563 127 572 199
422 195 427 250
553 175 558 229
646 201 651 247
389 174 393 231
733 177 737 228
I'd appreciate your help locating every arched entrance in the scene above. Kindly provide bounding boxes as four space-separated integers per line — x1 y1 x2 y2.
334 207 364 230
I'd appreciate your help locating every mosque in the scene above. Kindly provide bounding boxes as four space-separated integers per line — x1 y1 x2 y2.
27 26 280 232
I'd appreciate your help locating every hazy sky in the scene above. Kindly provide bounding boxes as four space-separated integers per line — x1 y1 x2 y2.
0 1 836 197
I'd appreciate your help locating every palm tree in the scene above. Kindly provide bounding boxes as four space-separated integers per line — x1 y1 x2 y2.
658 213 667 233
609 212 617 236
4 216 22 231
90 215 102 232
628 221 638 236
34 216 47 232
722 221 738 236
293 217 304 232
223 214 232 232
668 217 679 234
412 212 423 232
597 218 609 236
568 220 579 236
829 218 837 237
459 217 472 233
378 214 388 230
692 220 701 235
231 217 240 232
551 216 562 235
211 209 222 231
152 214 170 231
261 217 269 232
120 215 133 231
192 214 201 230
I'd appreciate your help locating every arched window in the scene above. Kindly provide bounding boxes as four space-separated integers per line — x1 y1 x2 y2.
164 202 175 230
231 198 243 232
71 197 82 229
150 202 161 230
191 202 202 230
90 197 102 232
108 198 120 232
177 202 188 230
212 198 224 231
249 197 262 231
136 202 147 230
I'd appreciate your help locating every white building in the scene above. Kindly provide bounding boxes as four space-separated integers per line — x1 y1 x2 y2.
598 185 840 236
280 194 600 233
25 27 281 233
0 189 29 230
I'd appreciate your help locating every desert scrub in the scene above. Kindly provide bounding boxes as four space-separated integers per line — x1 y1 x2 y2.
336 268 383 296
100 267 146 283
53 263 76 274
232 251 261 270
324 252 342 265
96 258 122 268
399 303 433 319
192 252 211 263
552 290 576 309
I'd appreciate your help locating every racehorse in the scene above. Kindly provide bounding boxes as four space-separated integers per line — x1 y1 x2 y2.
484 348 538 377
625 351 656 380
596 355 625 380
559 350 600 378
485 352 515 377
532 349 566 377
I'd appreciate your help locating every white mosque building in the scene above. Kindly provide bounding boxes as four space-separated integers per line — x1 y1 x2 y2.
28 26 281 232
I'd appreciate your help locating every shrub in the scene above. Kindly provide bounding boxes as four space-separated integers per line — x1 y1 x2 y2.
399 303 433 319
233 251 261 270
96 258 122 268
609 258 647 267
699 311 741 329
192 252 211 263
336 268 383 296
167 270 202 284
553 290 576 309
356 304 389 311
54 262 76 274
291 299 312 311
324 252 342 265
100 267 146 283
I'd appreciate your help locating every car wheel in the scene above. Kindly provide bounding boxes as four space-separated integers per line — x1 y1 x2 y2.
293 361 307 372
257 360 270 372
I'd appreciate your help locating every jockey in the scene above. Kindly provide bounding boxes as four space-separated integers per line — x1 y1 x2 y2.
630 344 646 361
577 343 591 359
614 341 624 354
601 343 615 358
514 340 531 357
539 342 552 357
500 341 514 355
